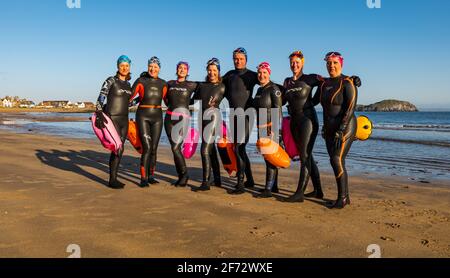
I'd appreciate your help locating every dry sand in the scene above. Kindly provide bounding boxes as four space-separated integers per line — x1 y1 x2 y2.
0 130 449 258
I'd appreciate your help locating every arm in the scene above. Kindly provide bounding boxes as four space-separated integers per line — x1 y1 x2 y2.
311 86 321 106
340 78 358 130
271 85 284 139
96 77 114 111
281 79 288 106
310 74 324 88
210 85 225 108
189 82 200 105
130 78 144 106
162 82 168 106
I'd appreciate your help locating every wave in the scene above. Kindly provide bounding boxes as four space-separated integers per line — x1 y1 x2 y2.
369 136 450 148
374 124 450 132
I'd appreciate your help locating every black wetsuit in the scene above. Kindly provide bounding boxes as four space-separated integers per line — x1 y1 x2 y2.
164 80 198 185
191 82 225 190
131 72 168 185
253 81 283 197
282 74 324 202
222 68 258 190
96 76 132 187
313 75 357 208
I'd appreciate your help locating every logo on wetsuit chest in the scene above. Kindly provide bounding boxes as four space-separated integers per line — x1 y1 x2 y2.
119 89 132 95
286 87 303 94
326 86 334 91
170 87 188 93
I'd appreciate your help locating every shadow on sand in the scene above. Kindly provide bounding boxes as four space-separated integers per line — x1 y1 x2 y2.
35 149 330 207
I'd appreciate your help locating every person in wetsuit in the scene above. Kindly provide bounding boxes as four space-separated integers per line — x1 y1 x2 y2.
95 55 133 189
164 61 198 187
222 47 258 195
282 51 324 202
130 56 168 188
253 62 283 198
190 58 225 192
283 51 362 203
313 52 358 209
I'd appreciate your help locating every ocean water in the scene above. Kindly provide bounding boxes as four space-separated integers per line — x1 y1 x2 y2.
1 111 450 181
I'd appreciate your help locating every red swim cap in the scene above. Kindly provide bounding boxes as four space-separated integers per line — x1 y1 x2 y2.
324 52 344 67
257 62 271 75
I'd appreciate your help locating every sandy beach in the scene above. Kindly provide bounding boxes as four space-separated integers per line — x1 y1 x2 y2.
0 128 449 258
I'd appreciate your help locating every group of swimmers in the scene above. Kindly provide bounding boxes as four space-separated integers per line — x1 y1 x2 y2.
95 48 361 209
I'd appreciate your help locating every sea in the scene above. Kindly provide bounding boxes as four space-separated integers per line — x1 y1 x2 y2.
1 111 450 182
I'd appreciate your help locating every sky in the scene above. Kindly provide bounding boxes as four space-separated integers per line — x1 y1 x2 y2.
0 0 449 110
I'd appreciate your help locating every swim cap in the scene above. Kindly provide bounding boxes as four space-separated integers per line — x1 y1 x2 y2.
233 47 248 60
176 61 190 73
289 50 305 64
148 56 161 68
257 62 271 75
117 55 131 66
324 52 344 67
207 58 220 72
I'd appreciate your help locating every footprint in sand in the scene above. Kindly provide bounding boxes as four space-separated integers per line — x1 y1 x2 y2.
385 222 401 229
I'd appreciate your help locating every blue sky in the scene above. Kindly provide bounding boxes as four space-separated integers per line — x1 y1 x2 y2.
1 0 449 109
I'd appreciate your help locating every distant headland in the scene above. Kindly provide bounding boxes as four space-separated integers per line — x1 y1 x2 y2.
356 99 419 112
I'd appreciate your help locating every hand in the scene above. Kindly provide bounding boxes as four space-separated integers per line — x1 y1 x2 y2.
208 96 217 107
334 130 344 150
129 98 139 107
95 111 107 129
351 75 362 87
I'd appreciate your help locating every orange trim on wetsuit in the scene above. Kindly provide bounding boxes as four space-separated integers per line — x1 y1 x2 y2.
337 130 353 178
130 83 145 103
330 80 344 104
139 105 162 109
140 166 146 178
341 77 356 126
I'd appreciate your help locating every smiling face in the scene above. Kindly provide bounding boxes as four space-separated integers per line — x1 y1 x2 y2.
290 56 303 77
117 62 130 77
177 64 188 80
207 64 219 83
326 57 342 78
233 53 247 70
148 63 160 78
257 68 270 86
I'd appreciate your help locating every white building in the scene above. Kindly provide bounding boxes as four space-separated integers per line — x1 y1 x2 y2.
74 102 86 109
2 99 13 108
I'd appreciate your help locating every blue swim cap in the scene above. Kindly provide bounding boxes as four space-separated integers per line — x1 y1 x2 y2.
148 56 161 68
207 58 220 72
233 47 247 59
117 55 131 66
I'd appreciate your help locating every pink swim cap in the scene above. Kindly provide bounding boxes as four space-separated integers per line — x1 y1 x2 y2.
324 52 344 67
257 62 271 75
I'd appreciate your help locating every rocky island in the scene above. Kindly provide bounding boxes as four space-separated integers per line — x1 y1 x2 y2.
356 99 418 112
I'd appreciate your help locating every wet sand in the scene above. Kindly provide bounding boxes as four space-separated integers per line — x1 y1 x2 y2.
0 130 449 258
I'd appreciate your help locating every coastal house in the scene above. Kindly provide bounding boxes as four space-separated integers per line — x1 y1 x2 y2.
19 100 36 108
74 102 86 109
39 100 70 108
83 102 95 109
1 98 13 107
